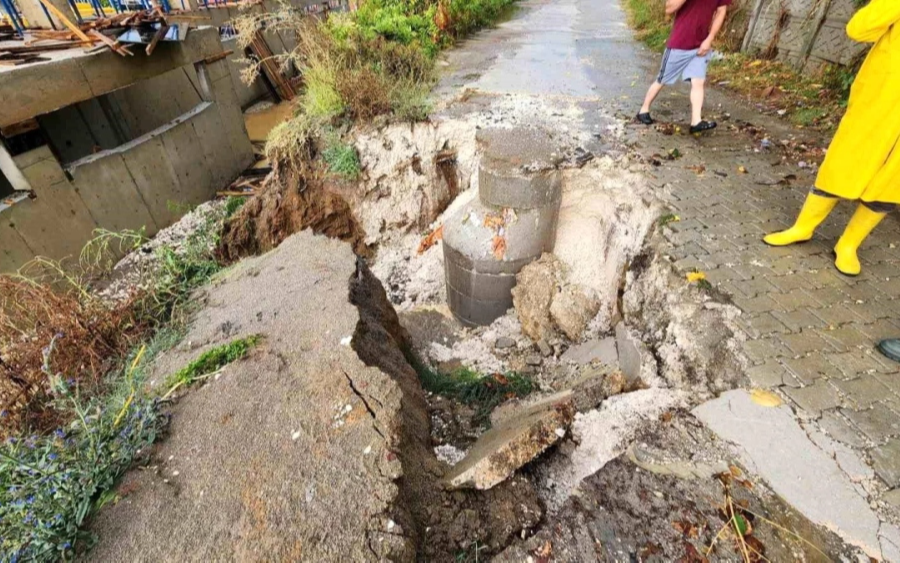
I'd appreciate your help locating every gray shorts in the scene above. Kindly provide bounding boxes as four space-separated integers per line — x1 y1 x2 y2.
657 48 710 85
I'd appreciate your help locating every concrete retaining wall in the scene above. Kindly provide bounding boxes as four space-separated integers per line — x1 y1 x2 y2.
0 58 253 273
742 0 868 71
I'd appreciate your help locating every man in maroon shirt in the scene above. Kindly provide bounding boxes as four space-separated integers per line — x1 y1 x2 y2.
636 0 732 134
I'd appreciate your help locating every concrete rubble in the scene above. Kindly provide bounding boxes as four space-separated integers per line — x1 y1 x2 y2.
512 253 599 342
445 392 575 490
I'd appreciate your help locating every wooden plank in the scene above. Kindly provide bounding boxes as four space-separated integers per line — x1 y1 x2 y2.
145 23 168 56
0 119 39 138
36 0 93 43
88 29 131 57
202 49 234 64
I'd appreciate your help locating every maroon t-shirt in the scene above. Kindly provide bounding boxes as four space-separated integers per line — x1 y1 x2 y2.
666 0 732 50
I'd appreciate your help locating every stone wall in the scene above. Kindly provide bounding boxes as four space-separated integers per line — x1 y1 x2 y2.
743 0 867 71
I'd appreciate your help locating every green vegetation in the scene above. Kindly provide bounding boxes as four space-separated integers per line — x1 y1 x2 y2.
0 329 178 561
237 0 516 170
623 0 670 51
224 196 247 219
322 131 362 179
0 207 229 561
707 53 856 131
414 359 536 426
164 336 261 391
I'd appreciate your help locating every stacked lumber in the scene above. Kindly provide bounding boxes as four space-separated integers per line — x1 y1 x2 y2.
0 7 197 65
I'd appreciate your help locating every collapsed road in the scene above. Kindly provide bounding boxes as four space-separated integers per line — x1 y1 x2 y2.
85 0 900 560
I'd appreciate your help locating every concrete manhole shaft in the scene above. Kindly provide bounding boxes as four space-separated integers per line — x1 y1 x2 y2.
443 127 562 327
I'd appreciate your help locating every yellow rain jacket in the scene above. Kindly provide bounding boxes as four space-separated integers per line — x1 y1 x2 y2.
816 0 900 204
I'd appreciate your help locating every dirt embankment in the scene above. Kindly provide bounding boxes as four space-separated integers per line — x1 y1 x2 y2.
217 120 477 265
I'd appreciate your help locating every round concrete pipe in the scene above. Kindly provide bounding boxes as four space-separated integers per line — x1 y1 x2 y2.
476 127 563 209
442 197 559 327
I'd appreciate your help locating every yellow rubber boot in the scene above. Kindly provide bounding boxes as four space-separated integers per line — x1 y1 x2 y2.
763 192 839 246
833 205 887 276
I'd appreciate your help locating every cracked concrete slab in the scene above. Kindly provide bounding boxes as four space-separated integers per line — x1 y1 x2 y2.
88 232 415 561
694 389 898 560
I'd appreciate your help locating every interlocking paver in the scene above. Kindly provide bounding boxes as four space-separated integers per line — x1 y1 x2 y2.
842 404 900 443
732 295 781 315
771 309 828 333
809 305 867 327
832 375 893 409
731 278 779 299
780 332 833 356
870 438 900 487
826 351 890 378
648 104 900 496
818 409 868 448
783 382 842 415
765 274 808 293
817 325 872 352
742 312 790 338
784 355 842 385
742 338 791 365
746 360 789 389
770 290 824 312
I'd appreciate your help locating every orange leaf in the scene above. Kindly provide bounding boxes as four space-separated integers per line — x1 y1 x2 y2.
492 235 507 260
483 213 505 230
417 225 443 255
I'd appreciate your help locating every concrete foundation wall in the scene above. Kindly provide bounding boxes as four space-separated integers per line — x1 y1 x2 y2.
0 58 253 273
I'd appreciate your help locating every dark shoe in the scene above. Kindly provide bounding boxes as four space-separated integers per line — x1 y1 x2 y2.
689 120 717 134
635 112 654 125
877 339 900 363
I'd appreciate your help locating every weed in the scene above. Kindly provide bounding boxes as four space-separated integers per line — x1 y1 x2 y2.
80 229 146 273
323 134 362 179
264 112 318 172
791 106 828 128
413 357 535 426
164 336 260 392
224 196 248 219
0 340 162 561
707 53 849 131
658 213 680 228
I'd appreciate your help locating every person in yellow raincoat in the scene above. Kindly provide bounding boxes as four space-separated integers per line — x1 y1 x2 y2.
764 0 900 276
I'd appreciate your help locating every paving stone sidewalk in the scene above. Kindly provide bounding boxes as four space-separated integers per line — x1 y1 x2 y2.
631 110 900 503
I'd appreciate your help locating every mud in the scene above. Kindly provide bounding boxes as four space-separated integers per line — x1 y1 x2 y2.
217 171 371 262
498 411 863 562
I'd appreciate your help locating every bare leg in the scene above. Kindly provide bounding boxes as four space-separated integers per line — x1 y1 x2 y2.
640 82 664 114
690 78 705 125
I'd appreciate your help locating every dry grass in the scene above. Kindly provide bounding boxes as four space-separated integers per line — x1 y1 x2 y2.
0 260 146 435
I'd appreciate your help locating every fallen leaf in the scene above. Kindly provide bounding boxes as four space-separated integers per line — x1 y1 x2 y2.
417 225 443 255
492 235 507 260
749 60 763 67
668 148 683 160
686 271 706 283
732 513 753 536
685 164 706 175
484 213 505 230
729 465 743 477
750 388 782 407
